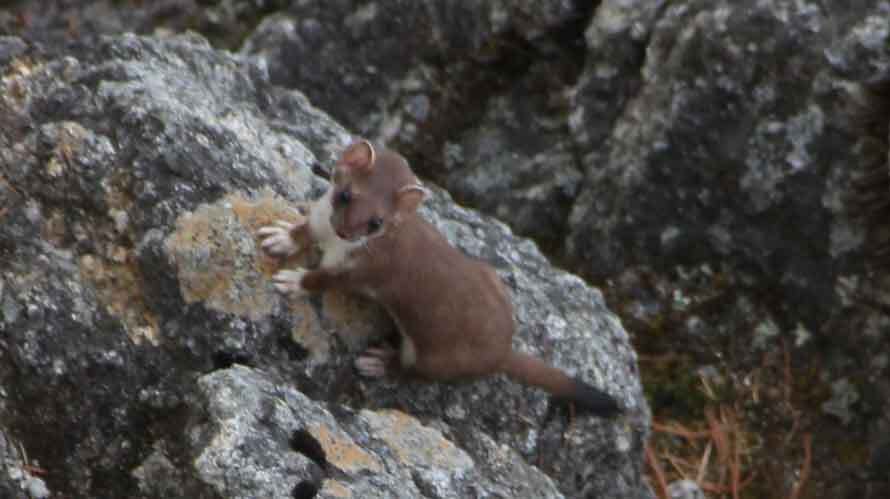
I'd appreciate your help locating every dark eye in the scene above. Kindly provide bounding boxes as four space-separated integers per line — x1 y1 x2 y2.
337 190 352 205
367 217 383 233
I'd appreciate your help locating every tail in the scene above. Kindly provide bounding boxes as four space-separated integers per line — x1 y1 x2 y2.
502 351 622 417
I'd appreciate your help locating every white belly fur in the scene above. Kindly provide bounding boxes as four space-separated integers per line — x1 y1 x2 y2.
309 189 363 269
311 189 415 368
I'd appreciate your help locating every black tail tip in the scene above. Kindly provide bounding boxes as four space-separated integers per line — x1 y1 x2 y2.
570 380 623 418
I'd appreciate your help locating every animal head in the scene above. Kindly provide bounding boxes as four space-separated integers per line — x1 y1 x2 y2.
327 140 427 242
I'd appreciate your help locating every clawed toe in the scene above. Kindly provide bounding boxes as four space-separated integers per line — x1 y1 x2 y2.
272 269 307 296
354 346 397 378
364 347 396 359
257 219 305 257
355 355 387 378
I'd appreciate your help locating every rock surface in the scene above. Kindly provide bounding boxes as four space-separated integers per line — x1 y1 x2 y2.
5 0 890 496
239 0 596 250
441 60 583 247
0 428 50 498
565 5 890 495
240 0 583 141
0 0 283 52
191 365 567 499
568 0 873 304
239 3 890 495
0 33 650 498
233 0 885 328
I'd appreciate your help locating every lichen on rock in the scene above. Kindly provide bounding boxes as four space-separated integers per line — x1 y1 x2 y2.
0 29 649 499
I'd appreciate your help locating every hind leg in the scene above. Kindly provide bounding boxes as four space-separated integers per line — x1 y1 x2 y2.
410 342 506 381
355 329 421 378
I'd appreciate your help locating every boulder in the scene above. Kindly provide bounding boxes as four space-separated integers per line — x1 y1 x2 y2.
566 0 886 318
0 33 650 498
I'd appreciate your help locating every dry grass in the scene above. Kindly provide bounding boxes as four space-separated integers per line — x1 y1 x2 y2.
645 340 813 499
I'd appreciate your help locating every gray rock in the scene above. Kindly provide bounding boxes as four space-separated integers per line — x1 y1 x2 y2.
24 476 50 499
822 378 861 425
0 33 650 498
568 0 665 153
0 36 27 67
0 427 49 498
237 2 601 244
0 0 274 52
667 479 705 499
190 365 567 499
239 0 586 140
442 61 583 245
565 0 887 321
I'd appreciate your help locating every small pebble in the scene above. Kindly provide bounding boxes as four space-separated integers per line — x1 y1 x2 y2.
668 479 705 499
25 476 51 499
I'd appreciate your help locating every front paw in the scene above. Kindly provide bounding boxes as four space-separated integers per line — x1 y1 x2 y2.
272 268 308 296
257 219 305 257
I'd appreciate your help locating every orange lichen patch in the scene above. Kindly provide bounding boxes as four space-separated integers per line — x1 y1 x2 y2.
173 190 402 359
165 192 283 321
360 409 473 470
166 190 376 360
230 190 307 231
243 190 390 349
6 57 36 78
79 253 160 346
1 57 40 107
307 423 382 474
230 190 311 274
319 480 353 498
104 169 136 213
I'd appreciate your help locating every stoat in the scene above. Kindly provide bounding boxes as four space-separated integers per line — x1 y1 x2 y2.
258 140 620 417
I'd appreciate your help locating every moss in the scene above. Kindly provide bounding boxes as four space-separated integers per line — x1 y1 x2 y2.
836 439 869 467
644 358 710 419
794 364 832 406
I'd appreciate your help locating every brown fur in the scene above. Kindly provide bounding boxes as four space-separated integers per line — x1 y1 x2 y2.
273 141 621 417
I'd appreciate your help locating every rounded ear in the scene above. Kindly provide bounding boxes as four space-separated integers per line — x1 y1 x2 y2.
396 183 429 214
340 139 376 171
